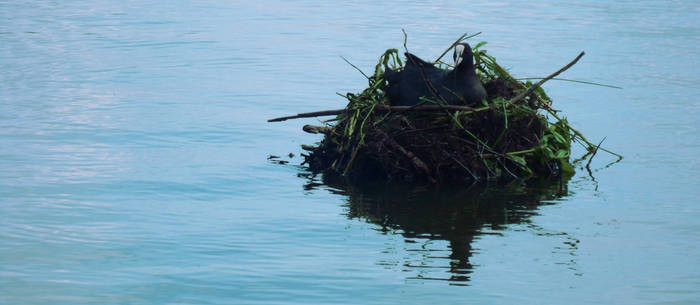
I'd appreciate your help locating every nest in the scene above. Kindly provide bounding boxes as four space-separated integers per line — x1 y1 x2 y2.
270 35 619 184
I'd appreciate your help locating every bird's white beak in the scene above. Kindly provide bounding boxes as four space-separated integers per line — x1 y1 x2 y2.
454 44 465 66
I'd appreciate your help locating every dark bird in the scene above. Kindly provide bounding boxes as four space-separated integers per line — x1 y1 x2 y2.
384 43 487 106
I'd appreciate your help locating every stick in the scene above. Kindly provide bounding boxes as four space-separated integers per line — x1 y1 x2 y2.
376 130 437 184
401 28 409 53
268 109 347 122
586 137 606 170
506 51 585 105
446 152 478 181
267 105 479 122
302 125 331 134
434 32 482 63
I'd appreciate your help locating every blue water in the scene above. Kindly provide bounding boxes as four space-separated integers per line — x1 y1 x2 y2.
1 1 699 304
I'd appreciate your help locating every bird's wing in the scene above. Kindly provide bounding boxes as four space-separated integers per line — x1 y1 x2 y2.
404 53 436 70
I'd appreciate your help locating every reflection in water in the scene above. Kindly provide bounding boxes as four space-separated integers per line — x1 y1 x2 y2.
305 174 570 284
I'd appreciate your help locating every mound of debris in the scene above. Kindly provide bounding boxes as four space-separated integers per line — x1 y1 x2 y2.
270 34 618 184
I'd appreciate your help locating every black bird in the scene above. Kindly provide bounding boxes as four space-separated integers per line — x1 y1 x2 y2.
384 43 487 106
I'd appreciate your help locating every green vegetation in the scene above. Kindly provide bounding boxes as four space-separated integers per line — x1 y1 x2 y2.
271 34 620 184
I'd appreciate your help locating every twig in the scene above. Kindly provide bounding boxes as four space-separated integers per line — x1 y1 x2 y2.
434 32 482 63
446 152 478 181
602 156 623 169
586 163 597 188
343 144 364 175
571 149 594 165
401 28 409 53
506 51 585 105
585 137 606 170
302 125 331 134
502 51 622 159
268 109 347 122
267 105 483 122
377 130 437 183
497 157 520 179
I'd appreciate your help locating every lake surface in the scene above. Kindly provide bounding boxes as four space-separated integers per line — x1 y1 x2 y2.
1 1 699 304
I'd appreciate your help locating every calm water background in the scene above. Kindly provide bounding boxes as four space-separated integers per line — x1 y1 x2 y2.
1 1 699 304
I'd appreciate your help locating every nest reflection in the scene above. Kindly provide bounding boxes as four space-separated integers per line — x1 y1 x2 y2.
307 175 570 284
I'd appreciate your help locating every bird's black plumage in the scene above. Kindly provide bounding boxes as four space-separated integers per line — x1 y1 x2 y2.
384 43 487 106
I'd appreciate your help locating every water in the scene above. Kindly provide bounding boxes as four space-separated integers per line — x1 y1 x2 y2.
1 1 699 304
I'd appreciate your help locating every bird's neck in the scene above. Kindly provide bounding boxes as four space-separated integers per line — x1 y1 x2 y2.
453 63 476 80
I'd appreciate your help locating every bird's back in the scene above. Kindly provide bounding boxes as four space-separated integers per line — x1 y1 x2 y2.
385 53 448 106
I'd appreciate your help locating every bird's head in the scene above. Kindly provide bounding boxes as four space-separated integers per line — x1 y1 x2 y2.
453 43 474 68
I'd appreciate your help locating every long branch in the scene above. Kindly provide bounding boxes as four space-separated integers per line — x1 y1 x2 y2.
267 105 480 122
500 51 623 158
270 52 585 123
506 51 585 105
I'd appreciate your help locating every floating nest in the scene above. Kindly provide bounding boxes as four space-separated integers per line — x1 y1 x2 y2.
270 34 620 184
